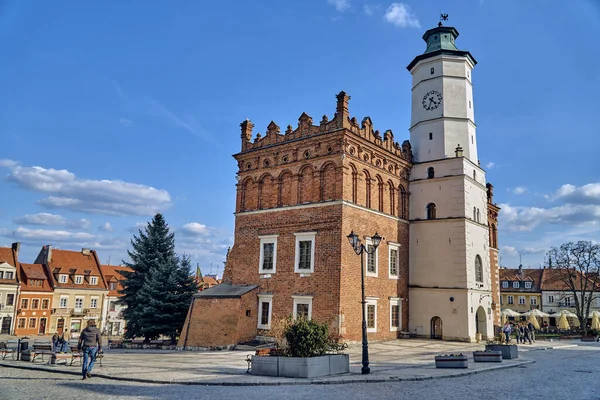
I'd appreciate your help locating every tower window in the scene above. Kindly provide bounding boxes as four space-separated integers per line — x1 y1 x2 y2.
473 170 477 180
426 203 436 220
469 101 472 109
430 67 434 75
475 255 483 283
429 132 433 140
427 167 435 179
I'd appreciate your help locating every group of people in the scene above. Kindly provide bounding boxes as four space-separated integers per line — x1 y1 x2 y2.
51 331 70 353
502 320 536 344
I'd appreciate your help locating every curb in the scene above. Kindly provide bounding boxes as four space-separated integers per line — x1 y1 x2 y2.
0 359 535 386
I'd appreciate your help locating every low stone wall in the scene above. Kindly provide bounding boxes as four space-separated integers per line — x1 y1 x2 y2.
251 354 349 378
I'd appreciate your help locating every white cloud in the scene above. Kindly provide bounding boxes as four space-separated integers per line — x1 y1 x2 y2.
499 202 600 232
364 4 373 15
127 221 148 233
512 186 526 195
13 213 90 229
485 162 495 169
500 246 519 257
99 222 114 232
0 159 18 168
3 162 171 216
553 183 600 205
119 117 133 127
384 3 420 28
327 0 350 12
0 226 95 243
181 222 209 236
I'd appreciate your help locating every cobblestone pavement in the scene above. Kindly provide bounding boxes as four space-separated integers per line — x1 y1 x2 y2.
1 343 599 400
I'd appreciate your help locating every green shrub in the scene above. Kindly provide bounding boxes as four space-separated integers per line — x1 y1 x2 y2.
283 318 347 357
588 328 599 336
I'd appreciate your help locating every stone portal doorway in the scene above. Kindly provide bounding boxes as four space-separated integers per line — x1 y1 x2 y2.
476 306 487 339
57 318 64 334
1 317 11 334
431 316 442 339
39 318 47 335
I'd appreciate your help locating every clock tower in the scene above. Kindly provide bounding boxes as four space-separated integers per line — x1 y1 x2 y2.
406 22 494 342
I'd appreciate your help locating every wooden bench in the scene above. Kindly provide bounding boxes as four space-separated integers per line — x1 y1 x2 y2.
69 345 104 367
108 340 123 349
0 342 15 360
32 344 53 363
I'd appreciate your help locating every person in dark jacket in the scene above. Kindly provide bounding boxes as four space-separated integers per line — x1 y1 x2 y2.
78 319 102 380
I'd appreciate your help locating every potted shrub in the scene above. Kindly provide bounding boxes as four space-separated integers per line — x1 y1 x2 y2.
434 354 468 368
251 318 349 378
472 349 502 363
484 339 518 359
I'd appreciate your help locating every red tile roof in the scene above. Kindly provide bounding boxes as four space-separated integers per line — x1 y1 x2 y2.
499 268 544 292
101 264 132 296
540 268 591 291
42 247 107 290
18 263 53 292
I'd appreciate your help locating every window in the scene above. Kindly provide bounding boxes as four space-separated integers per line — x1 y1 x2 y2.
508 296 514 304
502 281 509 289
294 232 316 273
90 298 98 309
17 318 26 329
257 294 273 329
20 298 28 309
75 276 83 284
6 294 14 306
41 299 49 309
365 237 379 277
519 296 525 305
259 235 278 273
426 203 436 219
4 271 13 279
30 279 43 287
475 255 483 283
390 298 401 331
109 301 116 312
292 296 313 320
59 297 68 308
389 244 400 278
500 296 503 305
430 67 434 74
524 281 532 289
477 208 480 222
530 297 537 305
75 297 84 310
469 100 472 109
427 167 435 179
59 274 67 283
473 206 477 221
513 281 520 289
109 282 117 290
90 277 98 285
365 298 378 333
31 299 39 309
548 295 554 303
28 318 36 329
564 297 572 307
0 271 3 279
473 170 477 181
429 132 433 140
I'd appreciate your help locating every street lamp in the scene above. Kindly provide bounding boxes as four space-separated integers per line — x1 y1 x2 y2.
347 230 382 375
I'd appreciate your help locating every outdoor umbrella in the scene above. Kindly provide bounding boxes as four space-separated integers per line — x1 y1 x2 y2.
592 312 600 330
559 310 579 322
528 315 540 330
525 309 550 318
501 309 521 317
558 314 570 330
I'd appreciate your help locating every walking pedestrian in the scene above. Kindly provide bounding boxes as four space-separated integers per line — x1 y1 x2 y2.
528 320 536 342
78 320 102 380
522 322 532 344
515 322 522 344
503 321 512 344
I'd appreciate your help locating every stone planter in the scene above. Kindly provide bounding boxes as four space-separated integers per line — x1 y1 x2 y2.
434 355 468 369
251 354 349 378
485 344 518 359
580 336 599 342
473 351 502 363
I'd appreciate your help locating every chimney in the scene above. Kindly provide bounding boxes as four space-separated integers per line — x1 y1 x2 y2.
82 248 91 256
455 144 463 157
47 245 53 263
335 91 350 127
11 242 20 255
240 119 254 152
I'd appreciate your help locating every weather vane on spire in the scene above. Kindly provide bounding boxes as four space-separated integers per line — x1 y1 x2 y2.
439 13 449 27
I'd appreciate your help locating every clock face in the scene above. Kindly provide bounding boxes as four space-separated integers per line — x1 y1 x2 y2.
422 90 442 111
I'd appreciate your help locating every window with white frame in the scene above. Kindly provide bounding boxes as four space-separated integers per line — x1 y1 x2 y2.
258 235 278 273
564 297 572 307
508 296 514 304
294 232 316 274
75 275 83 284
502 281 509 288
365 237 378 277
365 298 378 333
390 298 401 331
74 297 84 310
59 274 68 283
4 271 13 279
388 243 400 278
519 296 525 305
90 297 98 309
90 276 98 285
513 281 520 288
530 297 537 305
524 281 532 289
547 295 554 303
257 294 273 330
292 296 313 320
59 296 68 308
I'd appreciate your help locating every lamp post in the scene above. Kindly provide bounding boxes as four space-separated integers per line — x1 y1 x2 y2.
347 230 382 375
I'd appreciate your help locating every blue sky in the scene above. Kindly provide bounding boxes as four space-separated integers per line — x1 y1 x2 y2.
1 0 599 273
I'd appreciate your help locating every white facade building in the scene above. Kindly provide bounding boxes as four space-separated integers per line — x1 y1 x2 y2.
407 24 494 341
0 245 20 335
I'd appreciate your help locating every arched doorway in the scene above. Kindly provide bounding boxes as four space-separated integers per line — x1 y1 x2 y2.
431 316 443 339
476 306 487 339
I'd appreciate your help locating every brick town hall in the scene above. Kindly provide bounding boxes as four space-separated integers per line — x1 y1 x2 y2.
179 21 501 347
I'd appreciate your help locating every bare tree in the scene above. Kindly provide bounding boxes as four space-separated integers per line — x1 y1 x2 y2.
547 241 600 334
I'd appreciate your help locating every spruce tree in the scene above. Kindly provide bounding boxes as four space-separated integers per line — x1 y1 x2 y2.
120 213 198 340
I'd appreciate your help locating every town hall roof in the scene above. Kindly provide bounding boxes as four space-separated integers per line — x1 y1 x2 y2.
193 283 258 299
